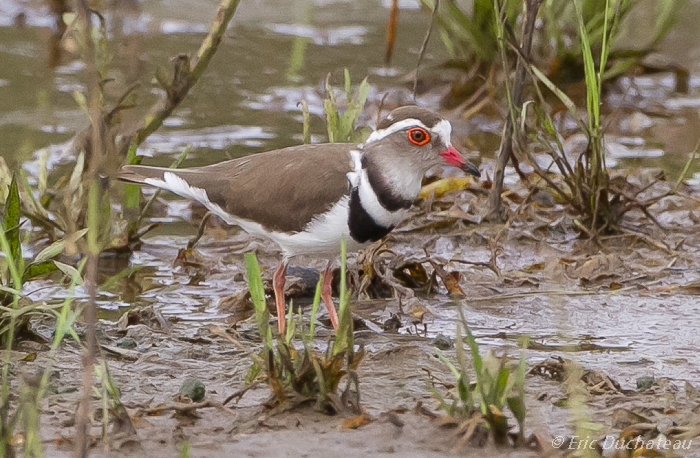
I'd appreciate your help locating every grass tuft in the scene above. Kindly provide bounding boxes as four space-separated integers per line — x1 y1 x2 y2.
431 308 527 447
0 178 87 457
523 0 619 236
243 238 362 414
301 70 370 145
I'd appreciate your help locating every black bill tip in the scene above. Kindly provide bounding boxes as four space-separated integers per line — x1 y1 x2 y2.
461 160 481 178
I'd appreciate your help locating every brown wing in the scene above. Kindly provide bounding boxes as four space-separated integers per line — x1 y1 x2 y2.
119 143 355 233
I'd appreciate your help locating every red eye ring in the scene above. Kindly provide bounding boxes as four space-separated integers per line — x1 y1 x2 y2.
408 127 430 146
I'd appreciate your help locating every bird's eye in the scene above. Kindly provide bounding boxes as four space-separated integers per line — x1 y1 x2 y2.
408 127 430 146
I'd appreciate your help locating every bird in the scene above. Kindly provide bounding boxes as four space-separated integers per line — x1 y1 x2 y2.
118 106 480 334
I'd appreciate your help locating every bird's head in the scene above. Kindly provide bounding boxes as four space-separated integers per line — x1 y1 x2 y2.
363 106 480 178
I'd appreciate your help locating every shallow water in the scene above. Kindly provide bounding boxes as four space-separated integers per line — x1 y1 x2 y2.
3 0 700 169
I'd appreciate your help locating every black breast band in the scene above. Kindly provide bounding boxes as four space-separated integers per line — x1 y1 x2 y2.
348 188 394 243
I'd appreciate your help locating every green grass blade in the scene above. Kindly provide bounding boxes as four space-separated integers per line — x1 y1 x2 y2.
22 261 58 283
435 349 461 380
3 175 21 281
50 257 86 348
53 261 84 285
285 300 295 345
573 0 600 130
342 76 371 143
18 171 50 221
245 253 272 350
454 323 473 407
307 277 322 342
287 35 309 80
169 146 192 169
598 0 612 91
507 348 527 437
124 142 143 229
86 180 101 255
312 358 328 402
461 318 490 414
99 265 143 292
530 66 583 125
0 205 22 456
332 237 352 356
31 229 88 267
344 68 351 100
0 285 23 297
429 382 454 417
324 74 339 143
357 78 370 110
68 152 85 195
494 366 510 405
324 99 338 143
0 200 22 292
463 325 482 378
457 376 471 410
650 0 682 46
180 440 190 458
301 100 311 144
37 149 49 197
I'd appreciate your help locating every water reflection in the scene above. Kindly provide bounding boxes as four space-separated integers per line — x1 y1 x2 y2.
2 0 700 174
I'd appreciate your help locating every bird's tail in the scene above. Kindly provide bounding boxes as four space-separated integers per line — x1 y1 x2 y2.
117 165 173 185
117 166 218 215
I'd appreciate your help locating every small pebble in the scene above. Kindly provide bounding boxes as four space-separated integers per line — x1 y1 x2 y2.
179 378 206 402
433 333 453 350
116 337 137 349
383 315 401 332
636 376 656 391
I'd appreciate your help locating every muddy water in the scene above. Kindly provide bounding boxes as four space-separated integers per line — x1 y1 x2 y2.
3 0 700 450
2 0 700 168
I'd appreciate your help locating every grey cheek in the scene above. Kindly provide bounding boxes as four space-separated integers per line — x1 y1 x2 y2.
422 150 437 163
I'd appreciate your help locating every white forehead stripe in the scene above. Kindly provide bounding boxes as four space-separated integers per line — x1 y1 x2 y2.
432 119 453 147
365 119 428 144
364 118 453 146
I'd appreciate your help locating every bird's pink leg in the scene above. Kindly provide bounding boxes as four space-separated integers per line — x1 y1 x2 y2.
272 262 288 334
321 263 339 330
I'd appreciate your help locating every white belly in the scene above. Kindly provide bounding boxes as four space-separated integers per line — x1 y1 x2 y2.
268 195 368 259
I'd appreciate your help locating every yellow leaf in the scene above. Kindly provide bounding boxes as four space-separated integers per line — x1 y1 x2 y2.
342 413 372 429
522 262 545 272
419 177 471 200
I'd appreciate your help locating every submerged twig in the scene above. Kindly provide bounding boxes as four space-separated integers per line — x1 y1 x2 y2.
136 400 235 416
452 224 507 280
223 381 261 406
618 226 676 256
187 212 213 250
673 136 700 193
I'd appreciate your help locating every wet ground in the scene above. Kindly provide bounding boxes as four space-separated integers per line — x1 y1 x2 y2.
3 0 700 456
15 199 700 457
